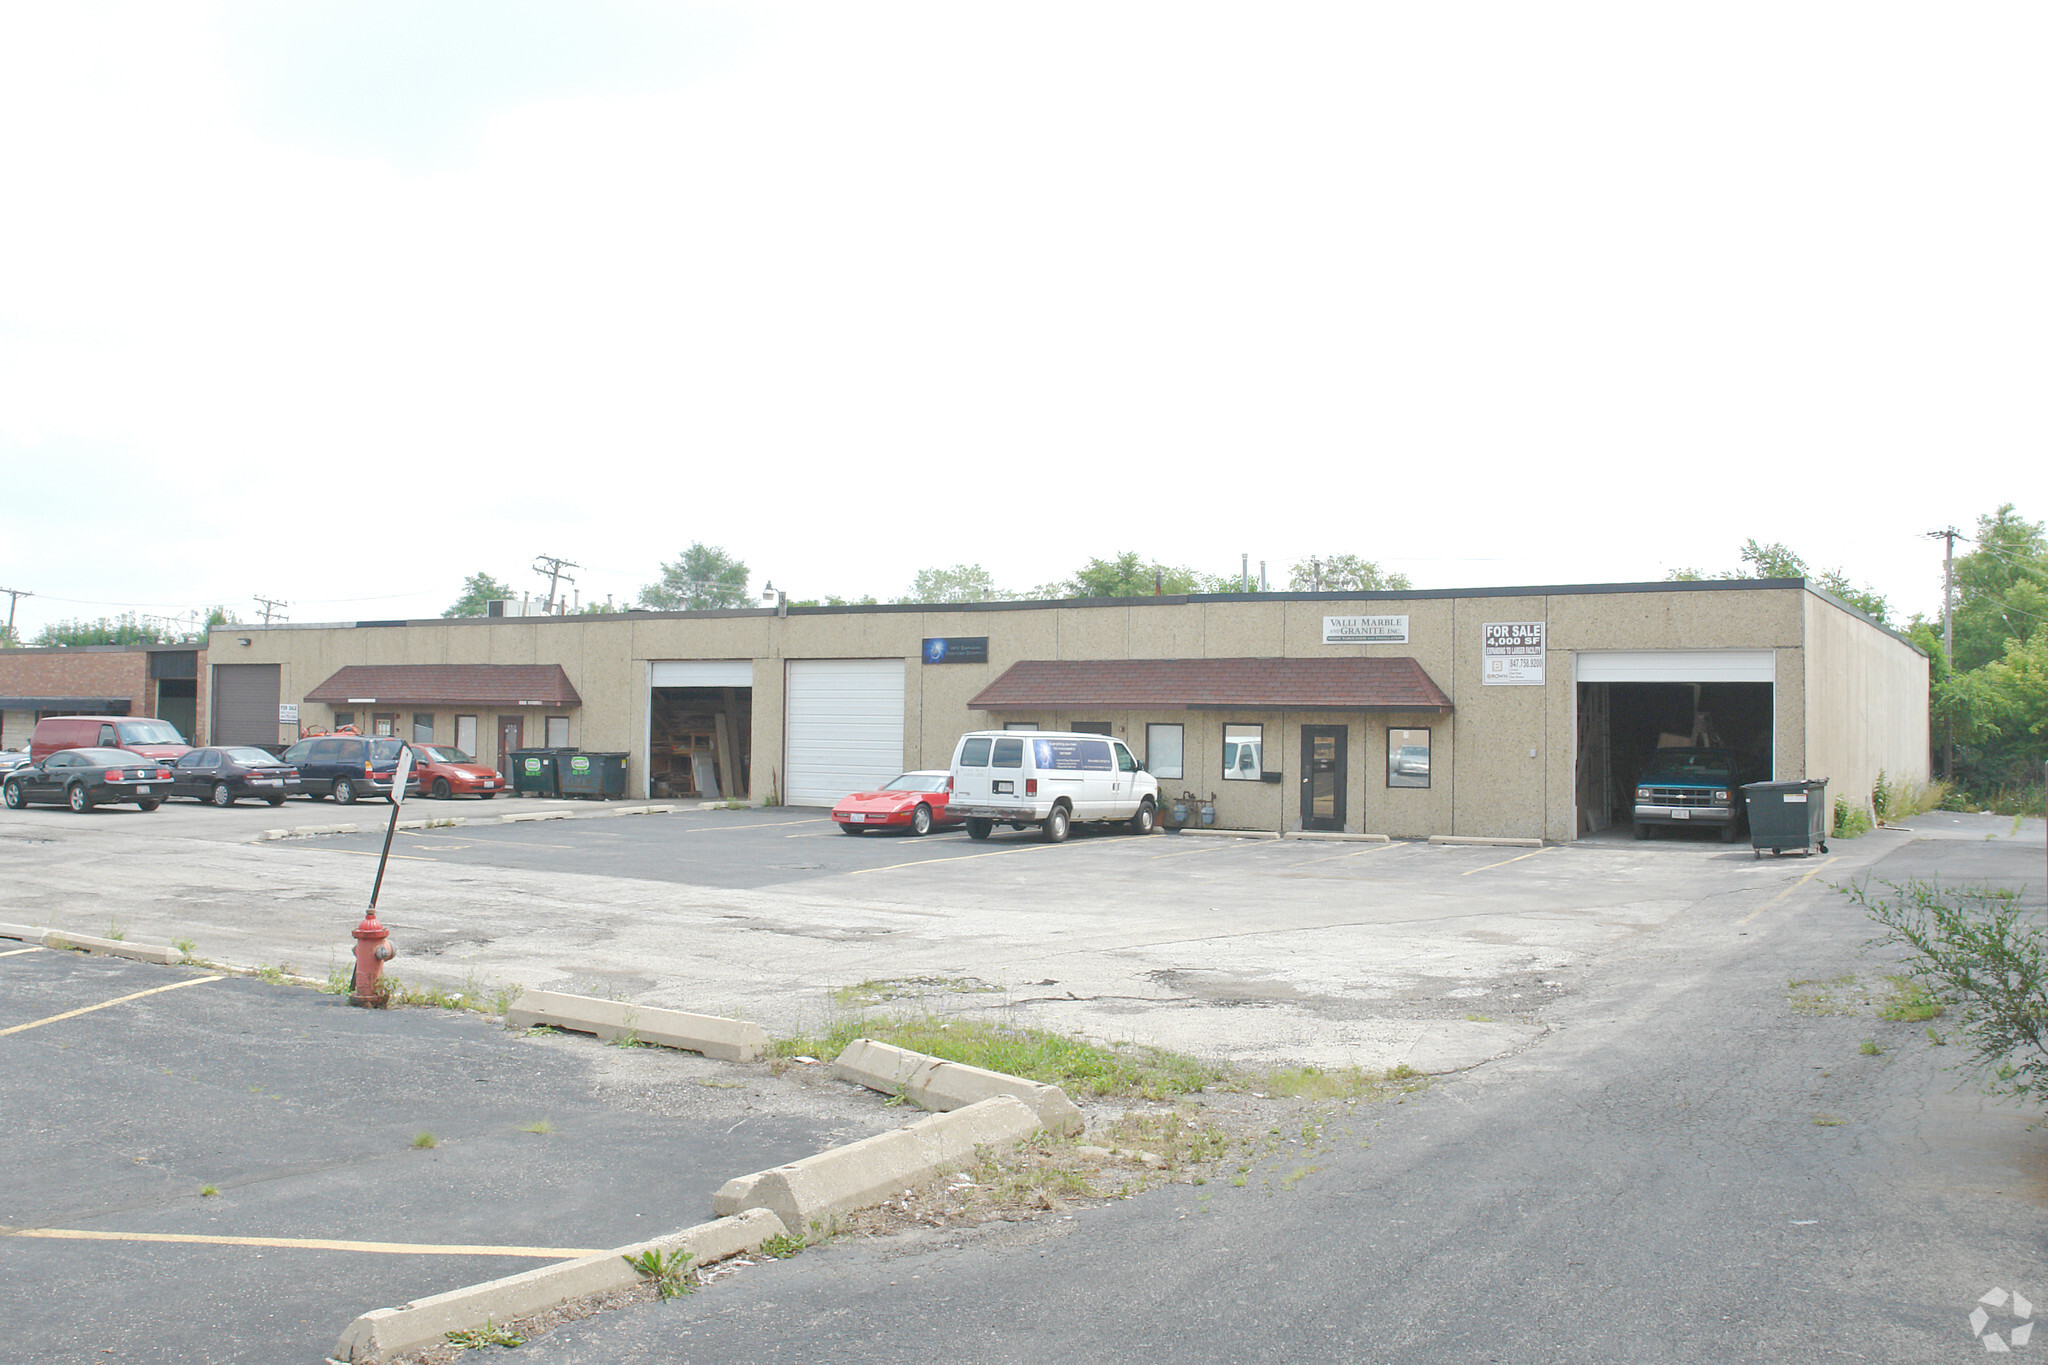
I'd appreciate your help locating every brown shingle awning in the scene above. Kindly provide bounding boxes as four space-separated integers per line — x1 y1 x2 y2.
304 665 582 708
968 658 1452 712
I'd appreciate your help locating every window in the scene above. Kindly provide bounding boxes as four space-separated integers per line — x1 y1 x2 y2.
1003 721 1038 731
545 716 570 747
991 737 1024 768
958 737 992 767
412 713 434 743
332 711 353 729
1072 720 1111 736
1222 724 1263 781
372 713 397 737
455 715 478 755
1113 741 1140 773
1145 724 1184 780
1388 728 1430 788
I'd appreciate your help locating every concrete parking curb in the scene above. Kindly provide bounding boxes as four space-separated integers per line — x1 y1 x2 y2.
1429 835 1544 848
258 804 679 841
830 1038 1084 1136
506 990 768 1062
1172 827 1283 839
3 923 182 965
331 1207 787 1363
713 1095 1042 1234
1282 831 1391 843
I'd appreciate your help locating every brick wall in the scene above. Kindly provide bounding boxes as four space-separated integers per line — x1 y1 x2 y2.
0 648 151 713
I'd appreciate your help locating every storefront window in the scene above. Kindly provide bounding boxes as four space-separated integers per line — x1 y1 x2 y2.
455 715 478 755
1145 723 1184 779
1222 724 1262 781
546 716 570 747
412 713 434 742
1388 728 1430 788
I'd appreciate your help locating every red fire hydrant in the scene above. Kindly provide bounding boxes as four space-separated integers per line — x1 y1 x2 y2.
350 910 396 1008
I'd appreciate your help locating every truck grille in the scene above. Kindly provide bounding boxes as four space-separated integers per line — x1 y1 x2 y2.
1645 787 1719 807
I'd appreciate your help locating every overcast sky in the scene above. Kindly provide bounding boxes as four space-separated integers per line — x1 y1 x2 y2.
1 2 2038 638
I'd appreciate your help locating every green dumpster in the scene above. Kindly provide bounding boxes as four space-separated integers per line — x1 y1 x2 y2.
1742 779 1829 859
510 747 575 798
559 751 628 800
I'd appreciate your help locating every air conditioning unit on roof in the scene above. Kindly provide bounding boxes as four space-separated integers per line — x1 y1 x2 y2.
485 598 537 617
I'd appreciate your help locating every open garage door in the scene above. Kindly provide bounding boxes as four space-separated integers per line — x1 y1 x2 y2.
784 659 905 806
1575 651 1775 836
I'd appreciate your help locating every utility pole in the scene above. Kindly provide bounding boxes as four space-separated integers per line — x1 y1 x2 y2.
1241 553 1249 593
532 555 579 615
1312 557 1322 592
1925 527 1960 779
254 596 289 625
0 585 28 643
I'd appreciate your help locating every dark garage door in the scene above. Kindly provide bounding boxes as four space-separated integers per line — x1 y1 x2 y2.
212 664 281 747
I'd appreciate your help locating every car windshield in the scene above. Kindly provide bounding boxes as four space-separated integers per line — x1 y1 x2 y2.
222 747 279 764
75 748 138 764
425 746 474 763
116 720 185 745
369 739 406 761
1642 750 1736 779
882 774 948 793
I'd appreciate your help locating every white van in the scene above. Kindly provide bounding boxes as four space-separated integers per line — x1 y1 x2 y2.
947 730 1159 842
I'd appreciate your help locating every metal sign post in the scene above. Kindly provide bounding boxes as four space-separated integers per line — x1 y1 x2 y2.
368 745 414 912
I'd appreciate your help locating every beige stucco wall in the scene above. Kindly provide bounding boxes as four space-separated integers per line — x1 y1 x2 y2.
1802 595 1931 826
210 583 1923 840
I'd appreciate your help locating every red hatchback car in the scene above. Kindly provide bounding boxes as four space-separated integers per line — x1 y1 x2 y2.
408 745 506 799
831 771 956 836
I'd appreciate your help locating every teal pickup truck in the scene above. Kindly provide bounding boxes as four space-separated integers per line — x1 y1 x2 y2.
1633 747 1746 842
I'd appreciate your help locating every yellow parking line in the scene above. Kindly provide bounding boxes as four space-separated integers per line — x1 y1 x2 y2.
1 976 221 1038
1740 856 1839 923
311 848 439 861
2 1227 600 1258
1460 847 1553 876
1 946 43 957
1292 844 1393 868
850 840 1063 875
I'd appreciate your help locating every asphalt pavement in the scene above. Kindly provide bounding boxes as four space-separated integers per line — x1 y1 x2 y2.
0 948 902 1365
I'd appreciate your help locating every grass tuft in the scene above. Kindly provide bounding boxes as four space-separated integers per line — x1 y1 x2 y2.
775 1016 1226 1100
412 1131 437 1149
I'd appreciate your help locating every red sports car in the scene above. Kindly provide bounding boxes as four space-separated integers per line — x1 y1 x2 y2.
832 771 956 836
408 745 506 799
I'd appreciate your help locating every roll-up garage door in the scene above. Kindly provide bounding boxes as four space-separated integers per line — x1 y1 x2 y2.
784 659 905 805
212 664 281 745
1576 650 1775 683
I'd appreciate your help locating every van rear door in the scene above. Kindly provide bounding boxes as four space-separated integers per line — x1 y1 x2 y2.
951 734 995 806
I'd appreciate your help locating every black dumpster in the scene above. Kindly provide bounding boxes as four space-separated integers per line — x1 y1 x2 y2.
1742 779 1829 858
510 747 576 798
559 751 628 800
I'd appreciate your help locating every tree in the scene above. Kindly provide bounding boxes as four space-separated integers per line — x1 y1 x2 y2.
34 613 180 647
443 572 518 618
1949 504 2047 673
1664 540 1891 624
1038 553 1205 599
899 564 1009 604
1288 555 1412 593
638 544 751 610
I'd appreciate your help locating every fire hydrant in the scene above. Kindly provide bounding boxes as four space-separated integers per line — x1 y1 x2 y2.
349 910 397 1008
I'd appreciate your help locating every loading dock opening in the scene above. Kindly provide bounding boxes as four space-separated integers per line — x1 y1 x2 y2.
649 687 750 801
1574 649 1776 836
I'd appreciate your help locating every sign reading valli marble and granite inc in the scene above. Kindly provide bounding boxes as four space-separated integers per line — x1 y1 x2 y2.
1481 621 1546 685
1322 615 1409 644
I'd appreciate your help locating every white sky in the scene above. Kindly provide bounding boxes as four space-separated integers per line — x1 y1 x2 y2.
1 2 2039 637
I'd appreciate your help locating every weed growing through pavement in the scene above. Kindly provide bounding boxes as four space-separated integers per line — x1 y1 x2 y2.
445 1319 525 1348
199 1185 218 1197
622 1247 695 1298
1812 1114 1845 1127
105 920 126 941
172 938 196 962
1859 1038 1882 1056
323 964 352 996
759 1232 809 1259
1876 973 1944 1022
412 1132 438 1149
773 1016 1227 1100
255 964 287 985
517 1120 553 1135
830 976 1004 1009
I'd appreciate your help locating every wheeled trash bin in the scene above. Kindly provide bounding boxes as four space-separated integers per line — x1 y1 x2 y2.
510 747 576 798
558 751 628 800
1741 779 1829 858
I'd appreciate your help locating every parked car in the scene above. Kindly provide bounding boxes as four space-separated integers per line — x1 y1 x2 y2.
1393 744 1430 778
1633 747 1746 842
168 746 303 807
0 749 30 774
832 771 957 836
408 745 505 799
3 748 171 812
279 734 421 804
947 730 1158 842
31 715 191 765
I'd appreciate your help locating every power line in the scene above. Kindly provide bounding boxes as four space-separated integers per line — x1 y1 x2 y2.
253 596 290 625
0 585 29 641
532 555 579 615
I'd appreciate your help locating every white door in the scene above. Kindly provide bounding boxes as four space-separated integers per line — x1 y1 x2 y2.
784 659 906 806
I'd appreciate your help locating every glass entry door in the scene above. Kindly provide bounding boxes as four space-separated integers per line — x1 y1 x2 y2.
1300 725 1346 832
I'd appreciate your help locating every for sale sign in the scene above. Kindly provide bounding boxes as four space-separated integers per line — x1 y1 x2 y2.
1482 622 1545 685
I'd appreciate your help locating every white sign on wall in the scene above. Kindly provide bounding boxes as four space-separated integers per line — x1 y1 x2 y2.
1323 614 1409 644
278 703 300 724
1482 622 1546 685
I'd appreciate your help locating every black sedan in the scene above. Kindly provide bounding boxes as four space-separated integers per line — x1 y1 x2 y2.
169 746 303 806
3 748 172 812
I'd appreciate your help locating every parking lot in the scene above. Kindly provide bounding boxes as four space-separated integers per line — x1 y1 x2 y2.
0 795 1949 1075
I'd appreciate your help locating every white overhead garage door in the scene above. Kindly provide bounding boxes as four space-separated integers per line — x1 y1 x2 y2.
1576 650 1776 683
784 659 906 806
